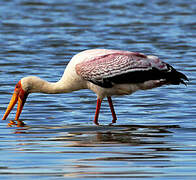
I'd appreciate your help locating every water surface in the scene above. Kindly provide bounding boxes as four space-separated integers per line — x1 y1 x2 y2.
0 0 195 179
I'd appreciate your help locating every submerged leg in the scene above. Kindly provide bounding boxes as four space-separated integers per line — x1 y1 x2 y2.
107 96 117 124
8 120 17 127
8 120 26 127
94 98 102 125
16 120 26 127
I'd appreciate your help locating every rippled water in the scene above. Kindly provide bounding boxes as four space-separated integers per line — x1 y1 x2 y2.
0 0 195 179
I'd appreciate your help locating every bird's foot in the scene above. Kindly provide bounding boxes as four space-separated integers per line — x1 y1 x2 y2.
94 119 100 126
8 120 17 127
8 120 26 127
109 123 114 126
17 120 26 127
94 122 100 126
109 122 117 126
109 119 117 126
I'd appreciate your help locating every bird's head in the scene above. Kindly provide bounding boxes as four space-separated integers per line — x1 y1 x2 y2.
2 79 29 121
2 76 52 122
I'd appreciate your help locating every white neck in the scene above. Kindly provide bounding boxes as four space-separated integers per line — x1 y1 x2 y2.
21 76 78 94
39 80 70 94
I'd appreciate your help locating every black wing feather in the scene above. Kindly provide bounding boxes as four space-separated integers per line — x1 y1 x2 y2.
76 52 189 88
89 66 188 88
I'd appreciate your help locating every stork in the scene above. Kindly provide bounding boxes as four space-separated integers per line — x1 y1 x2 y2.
2 49 188 127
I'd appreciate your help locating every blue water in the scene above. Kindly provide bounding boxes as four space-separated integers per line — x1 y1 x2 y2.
0 0 196 179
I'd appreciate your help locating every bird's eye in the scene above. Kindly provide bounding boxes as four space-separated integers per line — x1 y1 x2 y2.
15 82 20 88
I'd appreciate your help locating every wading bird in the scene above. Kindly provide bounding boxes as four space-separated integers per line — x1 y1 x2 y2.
2 49 188 127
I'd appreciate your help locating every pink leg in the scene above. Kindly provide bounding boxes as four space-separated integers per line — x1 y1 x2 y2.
107 96 117 124
94 98 102 125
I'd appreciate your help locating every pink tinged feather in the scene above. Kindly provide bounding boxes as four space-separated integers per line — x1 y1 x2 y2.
75 52 152 81
147 55 167 70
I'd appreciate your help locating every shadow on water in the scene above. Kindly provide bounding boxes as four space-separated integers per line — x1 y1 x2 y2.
14 124 178 155
13 124 179 145
1 123 196 178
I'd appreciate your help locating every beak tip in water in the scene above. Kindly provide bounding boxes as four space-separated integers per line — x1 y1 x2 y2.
2 80 28 125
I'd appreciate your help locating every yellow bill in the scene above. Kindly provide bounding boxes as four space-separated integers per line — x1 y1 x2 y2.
2 80 28 123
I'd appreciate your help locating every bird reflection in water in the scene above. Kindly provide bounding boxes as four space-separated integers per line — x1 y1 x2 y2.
13 124 178 147
12 124 180 178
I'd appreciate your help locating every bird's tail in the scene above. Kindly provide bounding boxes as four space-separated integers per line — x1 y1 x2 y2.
165 64 189 85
